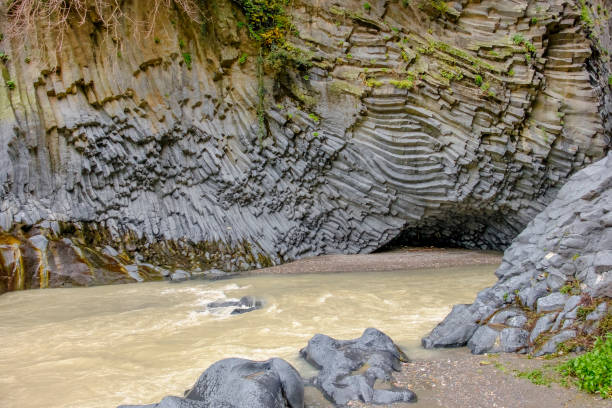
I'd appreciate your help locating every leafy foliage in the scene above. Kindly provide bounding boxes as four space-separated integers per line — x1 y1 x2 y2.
512 33 536 56
233 0 292 47
559 334 611 398
182 52 192 69
579 0 594 28
389 79 414 89
264 43 312 72
517 369 552 386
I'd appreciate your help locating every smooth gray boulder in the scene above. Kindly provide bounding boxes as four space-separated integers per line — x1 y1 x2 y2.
535 330 577 357
170 270 191 282
489 309 524 325
118 358 303 408
500 328 529 353
421 304 479 349
423 153 612 355
529 313 557 343
467 326 500 354
536 293 568 313
300 328 416 405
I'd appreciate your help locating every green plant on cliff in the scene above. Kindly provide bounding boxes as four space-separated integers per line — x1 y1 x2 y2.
512 34 525 45
264 42 312 72
558 334 611 398
182 52 192 69
6 79 15 90
233 0 293 47
390 79 414 89
577 305 596 320
429 0 449 14
512 33 536 56
579 0 595 28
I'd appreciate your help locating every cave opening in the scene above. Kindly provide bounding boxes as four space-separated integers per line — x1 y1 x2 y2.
375 211 519 253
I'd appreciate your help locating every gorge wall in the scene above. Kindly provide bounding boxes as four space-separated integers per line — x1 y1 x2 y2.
1 0 611 290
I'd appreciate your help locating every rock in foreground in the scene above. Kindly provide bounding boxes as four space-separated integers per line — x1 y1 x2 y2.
118 358 303 408
300 328 416 405
423 153 612 355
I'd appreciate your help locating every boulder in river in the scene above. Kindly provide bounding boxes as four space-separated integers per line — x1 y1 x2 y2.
206 296 263 315
118 357 303 408
300 328 416 405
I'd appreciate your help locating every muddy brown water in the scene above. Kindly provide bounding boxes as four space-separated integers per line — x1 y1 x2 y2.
0 264 498 408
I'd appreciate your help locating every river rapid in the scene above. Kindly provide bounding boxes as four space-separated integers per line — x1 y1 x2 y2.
0 264 497 408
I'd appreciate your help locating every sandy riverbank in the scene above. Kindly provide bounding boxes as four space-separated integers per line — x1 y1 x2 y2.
250 247 503 275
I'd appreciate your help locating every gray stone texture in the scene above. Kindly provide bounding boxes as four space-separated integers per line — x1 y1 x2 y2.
118 358 304 408
537 293 569 313
468 325 500 355
300 328 416 405
423 153 612 355
0 0 611 285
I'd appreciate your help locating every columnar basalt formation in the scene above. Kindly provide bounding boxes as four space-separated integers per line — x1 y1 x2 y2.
0 0 610 290
423 152 611 355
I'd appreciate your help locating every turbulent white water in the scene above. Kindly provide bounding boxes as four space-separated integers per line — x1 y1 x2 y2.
0 265 497 408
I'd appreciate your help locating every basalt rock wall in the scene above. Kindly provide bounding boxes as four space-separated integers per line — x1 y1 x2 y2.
0 0 611 286
422 152 611 356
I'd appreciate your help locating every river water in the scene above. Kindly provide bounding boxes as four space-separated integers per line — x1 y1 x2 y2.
0 265 497 408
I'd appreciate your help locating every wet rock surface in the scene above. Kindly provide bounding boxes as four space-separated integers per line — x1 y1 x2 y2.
117 329 415 408
300 328 416 405
206 296 264 315
0 228 169 294
423 153 612 355
118 358 304 408
1 0 611 284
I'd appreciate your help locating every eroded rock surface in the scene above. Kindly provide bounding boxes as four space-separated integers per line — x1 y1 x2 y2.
0 227 169 294
0 1 611 288
300 328 416 405
118 358 304 408
423 153 612 355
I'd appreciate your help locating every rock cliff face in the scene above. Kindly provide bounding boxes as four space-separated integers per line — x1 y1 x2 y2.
422 152 611 355
0 0 611 290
